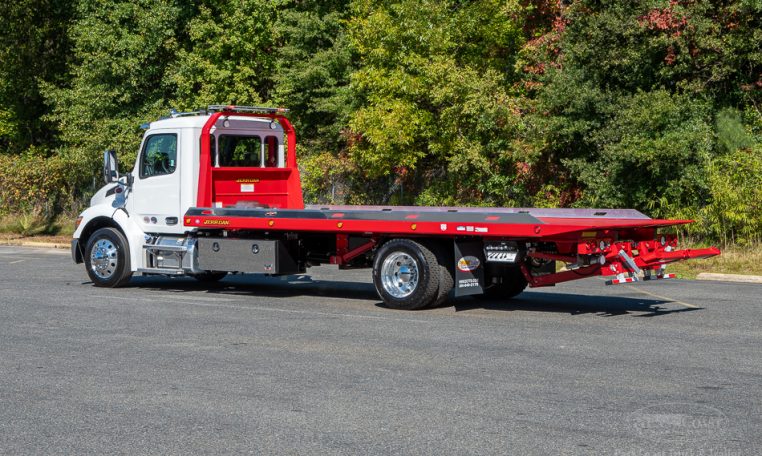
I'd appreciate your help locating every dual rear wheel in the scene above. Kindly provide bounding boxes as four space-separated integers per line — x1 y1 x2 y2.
372 239 443 310
372 239 525 310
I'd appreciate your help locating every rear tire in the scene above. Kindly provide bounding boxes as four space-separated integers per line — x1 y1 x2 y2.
84 227 132 287
430 263 454 308
428 243 454 308
372 239 440 310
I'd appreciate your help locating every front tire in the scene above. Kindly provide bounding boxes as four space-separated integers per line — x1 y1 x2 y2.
84 227 132 287
372 239 440 310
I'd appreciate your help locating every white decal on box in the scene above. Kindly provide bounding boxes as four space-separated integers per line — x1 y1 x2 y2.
475 227 488 233
458 278 479 288
241 184 255 192
440 224 448 231
466 226 474 232
456 226 466 232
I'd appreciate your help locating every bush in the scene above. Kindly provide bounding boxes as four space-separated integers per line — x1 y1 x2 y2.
696 146 762 245
0 150 93 221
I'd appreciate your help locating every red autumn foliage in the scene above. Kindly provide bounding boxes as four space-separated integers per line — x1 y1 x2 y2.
638 1 688 37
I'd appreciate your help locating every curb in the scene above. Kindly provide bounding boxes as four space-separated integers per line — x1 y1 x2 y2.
1 240 70 250
696 273 762 284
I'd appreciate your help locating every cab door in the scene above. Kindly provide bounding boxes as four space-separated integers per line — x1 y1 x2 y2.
128 130 183 233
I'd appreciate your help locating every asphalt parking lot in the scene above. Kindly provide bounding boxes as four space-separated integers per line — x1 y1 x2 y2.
1 245 760 455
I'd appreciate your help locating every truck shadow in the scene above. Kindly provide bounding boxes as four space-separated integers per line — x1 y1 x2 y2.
123 274 699 317
126 274 379 301
450 292 700 317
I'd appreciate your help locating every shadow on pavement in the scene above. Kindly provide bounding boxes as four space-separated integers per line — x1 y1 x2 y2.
452 292 701 317
123 273 379 301
101 272 702 317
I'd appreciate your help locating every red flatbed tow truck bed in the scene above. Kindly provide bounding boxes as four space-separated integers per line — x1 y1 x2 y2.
176 106 719 309
184 204 718 287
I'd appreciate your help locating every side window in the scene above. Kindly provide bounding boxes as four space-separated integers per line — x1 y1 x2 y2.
218 135 262 167
264 136 278 167
140 134 177 178
209 134 217 167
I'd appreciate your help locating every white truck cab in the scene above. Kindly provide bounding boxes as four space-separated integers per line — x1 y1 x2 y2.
72 107 286 286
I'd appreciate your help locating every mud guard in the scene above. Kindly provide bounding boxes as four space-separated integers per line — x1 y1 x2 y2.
454 240 486 297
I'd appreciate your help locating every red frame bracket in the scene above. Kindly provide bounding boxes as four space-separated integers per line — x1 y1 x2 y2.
329 237 377 266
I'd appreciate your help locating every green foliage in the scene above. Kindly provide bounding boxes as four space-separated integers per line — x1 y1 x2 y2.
42 0 185 168
0 0 760 245
346 0 527 205
716 108 753 153
0 0 75 152
566 90 715 216
271 0 355 202
526 0 762 233
696 145 762 245
170 1 279 108
0 151 92 219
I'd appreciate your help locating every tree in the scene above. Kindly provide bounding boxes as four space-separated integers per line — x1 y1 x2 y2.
42 0 187 166
346 0 528 205
168 0 280 109
271 0 356 203
523 0 762 221
0 0 75 153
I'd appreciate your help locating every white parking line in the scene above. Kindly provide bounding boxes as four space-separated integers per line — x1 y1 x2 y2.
140 293 240 303
621 284 700 309
91 294 430 323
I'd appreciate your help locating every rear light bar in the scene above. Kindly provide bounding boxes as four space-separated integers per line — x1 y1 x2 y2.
605 276 639 285
605 272 677 285
207 105 289 114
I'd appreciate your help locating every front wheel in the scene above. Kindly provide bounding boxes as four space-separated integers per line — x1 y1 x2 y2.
372 239 441 310
84 227 133 287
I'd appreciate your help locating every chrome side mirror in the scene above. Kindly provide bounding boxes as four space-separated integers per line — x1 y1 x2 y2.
103 149 119 184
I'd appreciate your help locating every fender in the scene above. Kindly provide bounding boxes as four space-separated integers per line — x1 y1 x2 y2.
74 203 147 272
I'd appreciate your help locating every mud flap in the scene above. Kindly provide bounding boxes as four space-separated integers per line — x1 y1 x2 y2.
454 240 485 297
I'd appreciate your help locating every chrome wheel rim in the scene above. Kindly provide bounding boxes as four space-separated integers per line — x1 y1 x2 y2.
90 238 118 280
380 252 419 298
